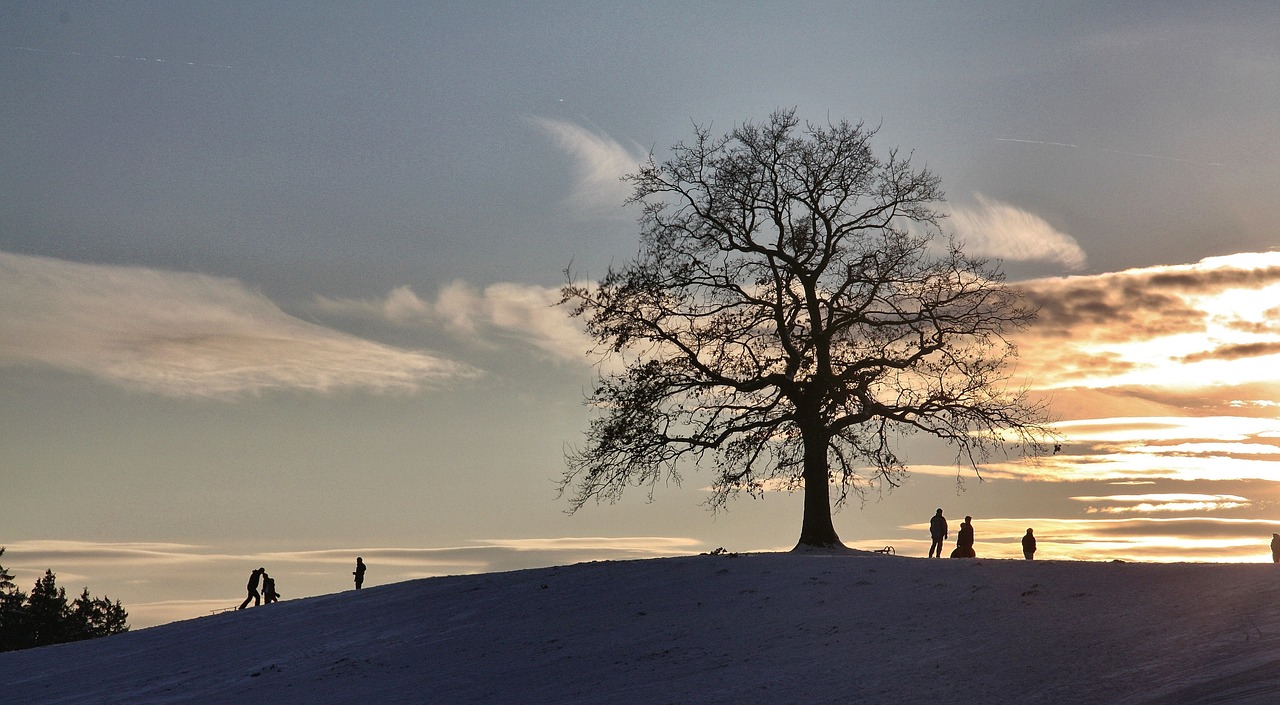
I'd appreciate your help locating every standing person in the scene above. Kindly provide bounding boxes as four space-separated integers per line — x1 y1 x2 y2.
1271 534 1280 563
238 567 266 610
1022 528 1037 560
928 508 949 558
951 516 976 558
354 557 366 590
263 573 279 603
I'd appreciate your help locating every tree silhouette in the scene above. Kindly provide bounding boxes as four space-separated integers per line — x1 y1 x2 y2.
26 569 71 646
0 550 129 652
562 110 1054 547
70 587 130 641
0 548 13 592
0 548 24 652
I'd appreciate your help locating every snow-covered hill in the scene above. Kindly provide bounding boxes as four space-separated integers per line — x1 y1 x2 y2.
3 551 1279 704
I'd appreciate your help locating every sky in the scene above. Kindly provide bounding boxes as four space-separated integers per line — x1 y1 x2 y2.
2 1 1279 628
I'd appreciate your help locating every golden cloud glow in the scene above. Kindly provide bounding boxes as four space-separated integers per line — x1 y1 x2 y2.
1069 493 1251 514
874 254 1280 565
1054 416 1280 442
1016 252 1280 393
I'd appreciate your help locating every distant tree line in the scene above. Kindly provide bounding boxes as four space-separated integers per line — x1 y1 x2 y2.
0 547 129 652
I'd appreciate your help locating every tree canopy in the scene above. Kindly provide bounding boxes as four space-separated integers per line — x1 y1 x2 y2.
562 110 1054 547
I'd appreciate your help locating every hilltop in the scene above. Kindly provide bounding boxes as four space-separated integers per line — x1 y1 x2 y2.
3 551 1279 704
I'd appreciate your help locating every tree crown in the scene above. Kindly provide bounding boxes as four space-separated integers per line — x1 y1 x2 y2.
562 110 1053 515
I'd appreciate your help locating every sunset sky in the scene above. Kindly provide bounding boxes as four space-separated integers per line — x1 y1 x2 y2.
4 2 1280 628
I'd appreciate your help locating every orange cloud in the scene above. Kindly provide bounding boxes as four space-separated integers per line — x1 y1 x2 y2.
1011 252 1280 397
1179 341 1280 363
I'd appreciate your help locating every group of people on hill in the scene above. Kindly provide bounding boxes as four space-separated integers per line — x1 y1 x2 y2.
237 567 280 609
930 510 1280 562
230 529 1280 604
927 508 1037 560
237 557 366 610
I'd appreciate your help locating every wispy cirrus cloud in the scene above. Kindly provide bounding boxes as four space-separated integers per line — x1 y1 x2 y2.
0 540 230 566
1052 416 1280 444
315 281 593 363
527 116 646 216
1069 493 1252 514
0 251 474 397
947 194 1086 269
1 536 703 578
971 416 1280 486
990 450 1280 484
1179 341 1280 364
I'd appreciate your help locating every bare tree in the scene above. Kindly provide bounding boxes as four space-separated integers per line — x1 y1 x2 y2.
562 109 1053 548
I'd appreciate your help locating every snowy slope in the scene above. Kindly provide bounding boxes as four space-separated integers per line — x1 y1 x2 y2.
3 551 1280 704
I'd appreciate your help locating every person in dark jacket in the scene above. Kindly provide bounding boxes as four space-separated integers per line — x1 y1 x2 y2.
263 573 279 604
238 567 266 609
950 516 976 558
928 508 949 558
354 557 366 590
1271 534 1279 563
1022 528 1037 560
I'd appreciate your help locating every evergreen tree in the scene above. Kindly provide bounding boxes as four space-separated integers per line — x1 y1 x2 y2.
0 591 27 651
0 548 28 652
0 547 14 591
69 587 130 641
27 570 71 647
0 551 129 652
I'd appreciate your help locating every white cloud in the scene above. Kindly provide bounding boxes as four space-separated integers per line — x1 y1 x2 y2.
947 194 1086 270
528 116 646 216
1069 493 1252 514
316 281 593 363
0 251 474 397
1 540 227 566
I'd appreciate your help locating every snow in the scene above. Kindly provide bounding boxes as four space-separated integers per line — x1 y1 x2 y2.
3 551 1280 704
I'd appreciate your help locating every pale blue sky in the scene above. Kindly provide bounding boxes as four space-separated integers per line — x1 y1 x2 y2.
4 2 1280 626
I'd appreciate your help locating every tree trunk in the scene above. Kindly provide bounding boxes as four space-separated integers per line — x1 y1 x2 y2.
795 428 843 548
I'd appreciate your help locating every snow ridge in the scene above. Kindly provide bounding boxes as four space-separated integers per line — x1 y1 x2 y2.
3 553 1280 704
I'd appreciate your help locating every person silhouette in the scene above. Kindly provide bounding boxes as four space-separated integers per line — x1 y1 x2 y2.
263 573 279 604
354 557 366 590
1022 528 1037 560
928 508 949 558
1271 534 1279 563
950 516 976 558
238 567 266 609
